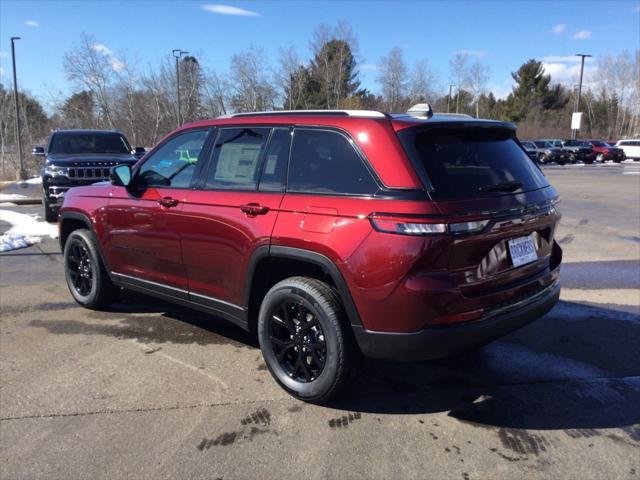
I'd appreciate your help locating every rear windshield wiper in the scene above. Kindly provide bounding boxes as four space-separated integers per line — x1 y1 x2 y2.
478 180 523 192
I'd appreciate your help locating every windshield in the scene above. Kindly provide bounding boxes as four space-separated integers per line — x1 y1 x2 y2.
534 141 549 148
591 140 607 147
49 132 132 155
398 126 549 200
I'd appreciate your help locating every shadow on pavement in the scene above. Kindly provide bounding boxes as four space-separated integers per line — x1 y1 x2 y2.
27 293 640 432
331 300 640 432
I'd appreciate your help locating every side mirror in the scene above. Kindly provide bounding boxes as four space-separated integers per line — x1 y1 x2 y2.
133 147 146 159
32 146 45 156
110 164 132 187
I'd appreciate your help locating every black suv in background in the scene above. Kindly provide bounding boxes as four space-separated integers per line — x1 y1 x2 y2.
34 129 143 221
561 139 595 163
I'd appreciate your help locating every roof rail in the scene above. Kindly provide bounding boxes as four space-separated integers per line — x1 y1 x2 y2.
217 109 387 119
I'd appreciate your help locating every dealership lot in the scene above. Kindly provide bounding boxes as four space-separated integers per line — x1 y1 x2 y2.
1 164 639 479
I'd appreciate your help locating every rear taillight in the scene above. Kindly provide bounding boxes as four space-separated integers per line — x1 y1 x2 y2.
369 215 489 236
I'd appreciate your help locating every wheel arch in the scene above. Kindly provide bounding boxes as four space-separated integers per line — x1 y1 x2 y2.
59 211 112 273
244 246 362 332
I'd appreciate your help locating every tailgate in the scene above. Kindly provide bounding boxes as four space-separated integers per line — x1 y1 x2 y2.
433 187 560 296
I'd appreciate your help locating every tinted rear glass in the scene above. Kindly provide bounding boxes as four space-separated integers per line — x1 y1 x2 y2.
50 132 131 154
288 129 378 195
398 126 549 200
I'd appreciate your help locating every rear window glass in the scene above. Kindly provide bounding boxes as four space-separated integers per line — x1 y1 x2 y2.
288 129 378 195
50 132 131 154
398 126 549 200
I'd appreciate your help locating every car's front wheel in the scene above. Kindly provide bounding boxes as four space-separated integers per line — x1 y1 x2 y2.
257 276 356 403
43 193 58 223
63 229 116 309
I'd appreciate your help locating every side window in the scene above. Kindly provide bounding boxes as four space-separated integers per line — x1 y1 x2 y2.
258 128 290 192
137 129 209 188
205 127 271 190
288 129 378 195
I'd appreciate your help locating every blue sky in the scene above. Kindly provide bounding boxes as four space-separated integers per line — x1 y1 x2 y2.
1 0 638 110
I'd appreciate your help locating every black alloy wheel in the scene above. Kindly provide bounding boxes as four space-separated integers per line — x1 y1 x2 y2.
268 299 327 382
63 229 116 309
67 240 93 296
257 276 356 403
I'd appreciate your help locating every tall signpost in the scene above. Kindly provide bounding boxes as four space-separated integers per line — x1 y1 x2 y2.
11 36 25 180
172 49 189 127
572 53 592 140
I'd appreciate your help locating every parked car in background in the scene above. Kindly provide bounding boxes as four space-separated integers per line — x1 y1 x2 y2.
587 140 626 163
614 139 640 160
520 141 539 161
540 138 564 149
34 129 142 222
58 105 562 402
561 139 596 163
534 140 569 165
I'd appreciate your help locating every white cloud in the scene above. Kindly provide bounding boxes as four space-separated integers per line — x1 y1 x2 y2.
541 55 584 63
111 59 125 72
455 49 487 57
91 44 125 72
0 67 5 78
488 78 515 100
541 61 597 85
24 20 39 27
572 30 592 40
551 24 566 35
0 52 8 58
360 64 380 71
91 44 114 55
202 4 259 16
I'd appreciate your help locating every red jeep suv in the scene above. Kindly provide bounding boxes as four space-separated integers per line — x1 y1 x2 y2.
58 106 562 402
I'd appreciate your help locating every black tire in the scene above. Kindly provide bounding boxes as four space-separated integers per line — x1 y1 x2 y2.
43 194 58 223
63 229 116 309
257 276 355 403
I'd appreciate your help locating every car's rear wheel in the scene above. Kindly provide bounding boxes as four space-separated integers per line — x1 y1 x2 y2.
64 229 116 309
257 276 356 403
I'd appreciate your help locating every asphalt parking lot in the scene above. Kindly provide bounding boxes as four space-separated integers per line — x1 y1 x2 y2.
1 163 639 479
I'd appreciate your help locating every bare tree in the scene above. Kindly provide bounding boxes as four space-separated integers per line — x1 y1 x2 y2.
229 46 277 112
202 68 230 117
449 53 471 113
276 46 307 109
377 47 408 111
409 59 440 104
468 59 490 118
63 33 118 128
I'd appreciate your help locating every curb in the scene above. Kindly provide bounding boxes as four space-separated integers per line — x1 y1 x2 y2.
1 198 42 206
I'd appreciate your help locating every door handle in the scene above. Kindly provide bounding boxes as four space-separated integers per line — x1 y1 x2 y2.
158 196 179 208
240 203 269 216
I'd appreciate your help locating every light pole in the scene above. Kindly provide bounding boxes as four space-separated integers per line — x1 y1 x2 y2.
172 49 189 127
11 36 25 180
447 84 456 113
572 53 592 140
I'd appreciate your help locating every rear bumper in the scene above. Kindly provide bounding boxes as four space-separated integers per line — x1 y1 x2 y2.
353 280 560 361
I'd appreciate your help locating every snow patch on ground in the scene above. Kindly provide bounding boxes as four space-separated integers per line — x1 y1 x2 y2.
24 177 42 185
0 209 58 252
0 193 30 201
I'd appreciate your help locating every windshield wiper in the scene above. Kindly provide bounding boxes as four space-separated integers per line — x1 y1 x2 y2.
478 180 523 192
